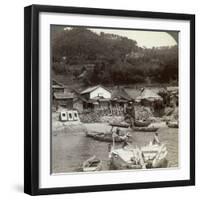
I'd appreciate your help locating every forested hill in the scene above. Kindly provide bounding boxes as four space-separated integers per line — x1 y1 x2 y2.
51 26 178 87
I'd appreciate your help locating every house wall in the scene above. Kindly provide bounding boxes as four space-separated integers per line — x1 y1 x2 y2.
99 101 110 109
81 93 90 100
53 87 65 93
53 99 73 109
73 100 84 113
65 99 74 109
90 87 111 99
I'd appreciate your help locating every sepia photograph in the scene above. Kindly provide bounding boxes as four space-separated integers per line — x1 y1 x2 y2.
51 25 179 174
24 5 195 195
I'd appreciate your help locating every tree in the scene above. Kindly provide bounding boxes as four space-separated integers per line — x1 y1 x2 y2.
51 26 178 86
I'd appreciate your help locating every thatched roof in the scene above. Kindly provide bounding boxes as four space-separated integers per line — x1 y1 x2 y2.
136 88 163 101
111 87 131 101
124 88 141 100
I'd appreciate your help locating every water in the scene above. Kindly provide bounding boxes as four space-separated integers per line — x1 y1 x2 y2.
52 123 178 173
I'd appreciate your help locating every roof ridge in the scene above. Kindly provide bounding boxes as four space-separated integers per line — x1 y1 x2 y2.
81 85 110 94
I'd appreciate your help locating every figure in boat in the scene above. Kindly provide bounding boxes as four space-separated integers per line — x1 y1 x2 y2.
86 125 132 143
109 130 168 170
152 132 161 145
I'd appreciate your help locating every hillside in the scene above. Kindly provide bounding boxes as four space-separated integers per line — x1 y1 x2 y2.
51 26 178 87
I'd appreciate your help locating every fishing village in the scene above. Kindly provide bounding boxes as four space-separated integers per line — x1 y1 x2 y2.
52 80 178 173
51 26 179 173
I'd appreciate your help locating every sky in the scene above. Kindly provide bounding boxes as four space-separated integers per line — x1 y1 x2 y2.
89 28 177 48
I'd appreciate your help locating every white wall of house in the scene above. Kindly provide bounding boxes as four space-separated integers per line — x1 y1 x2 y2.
90 87 111 99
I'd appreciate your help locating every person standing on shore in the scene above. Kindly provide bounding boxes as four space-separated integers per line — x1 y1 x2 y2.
125 101 135 128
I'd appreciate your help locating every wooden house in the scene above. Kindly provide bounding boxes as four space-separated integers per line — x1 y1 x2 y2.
167 86 178 108
73 96 89 113
53 91 74 109
52 79 65 94
136 88 163 102
136 88 164 116
80 85 111 112
110 87 131 115
81 85 111 100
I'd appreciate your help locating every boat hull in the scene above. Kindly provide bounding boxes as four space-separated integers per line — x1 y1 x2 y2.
109 122 130 128
134 120 151 127
86 132 131 143
110 152 142 170
110 144 168 170
145 158 168 168
82 156 102 172
167 121 178 128
133 127 158 132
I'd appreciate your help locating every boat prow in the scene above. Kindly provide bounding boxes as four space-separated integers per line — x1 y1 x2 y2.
109 143 168 170
110 147 143 170
141 143 168 168
167 121 178 128
82 155 102 172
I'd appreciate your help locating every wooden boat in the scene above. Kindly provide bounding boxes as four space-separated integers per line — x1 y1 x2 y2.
133 126 158 132
141 143 168 168
109 122 130 128
109 143 168 170
109 122 157 132
134 120 151 127
86 131 132 143
167 121 178 128
110 148 143 170
82 155 102 172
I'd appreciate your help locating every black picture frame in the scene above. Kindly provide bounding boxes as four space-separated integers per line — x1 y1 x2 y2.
24 4 195 196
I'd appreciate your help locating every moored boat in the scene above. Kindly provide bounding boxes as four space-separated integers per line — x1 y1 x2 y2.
109 143 168 170
141 143 168 168
134 120 151 127
109 121 157 131
82 155 102 172
167 121 178 128
109 122 130 128
86 131 132 143
109 148 143 170
133 126 158 132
